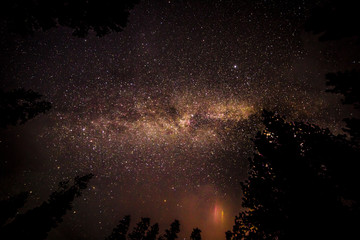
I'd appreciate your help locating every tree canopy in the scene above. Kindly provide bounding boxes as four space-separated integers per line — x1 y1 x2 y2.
190 228 202 240
305 0 360 41
226 111 360 239
0 88 51 128
326 70 360 144
0 174 93 240
106 217 181 240
1 0 140 37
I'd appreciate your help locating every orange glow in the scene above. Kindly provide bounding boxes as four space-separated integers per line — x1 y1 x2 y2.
213 202 225 224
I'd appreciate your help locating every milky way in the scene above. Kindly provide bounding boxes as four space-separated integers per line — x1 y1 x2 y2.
0 1 356 239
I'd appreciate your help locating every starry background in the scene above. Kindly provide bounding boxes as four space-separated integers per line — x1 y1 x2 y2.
0 0 359 239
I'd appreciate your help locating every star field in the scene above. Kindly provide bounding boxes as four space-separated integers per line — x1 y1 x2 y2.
1 1 358 239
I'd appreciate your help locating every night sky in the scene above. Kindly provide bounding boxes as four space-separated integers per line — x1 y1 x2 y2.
1 0 359 239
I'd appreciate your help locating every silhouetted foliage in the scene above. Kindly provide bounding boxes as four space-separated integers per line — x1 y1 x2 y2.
144 223 159 240
0 192 29 227
128 217 151 240
326 70 360 144
305 0 360 41
106 216 167 240
0 88 51 128
301 5 360 239
326 70 360 109
226 212 254 240
162 219 180 240
225 230 232 240
342 118 360 145
1 0 140 37
0 174 93 240
190 228 201 240
105 215 131 240
227 111 360 239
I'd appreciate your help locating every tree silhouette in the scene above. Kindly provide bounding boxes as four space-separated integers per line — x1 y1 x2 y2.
0 174 93 240
106 217 182 240
226 211 257 240
225 230 232 240
1 0 140 37
227 111 360 239
144 222 159 240
190 228 201 240
162 219 180 240
305 0 360 41
326 70 360 145
128 217 151 240
0 192 29 227
326 70 360 109
105 215 131 240
0 88 51 128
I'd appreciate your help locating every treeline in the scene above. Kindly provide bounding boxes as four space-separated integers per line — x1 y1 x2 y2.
226 109 360 239
105 217 200 240
0 178 201 240
0 174 94 239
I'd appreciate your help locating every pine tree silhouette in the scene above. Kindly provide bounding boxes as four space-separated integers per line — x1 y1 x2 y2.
0 88 51 128
106 217 182 240
0 174 93 240
227 111 360 239
128 217 151 240
105 215 131 240
162 220 180 240
190 228 201 240
326 70 360 145
1 0 140 37
144 223 159 240
0 192 29 226
305 0 360 41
